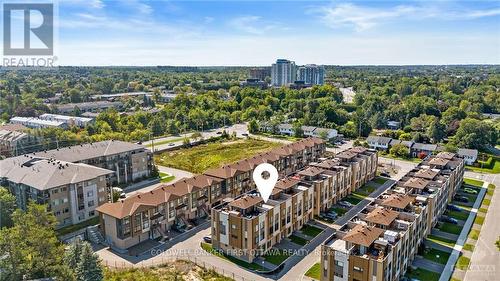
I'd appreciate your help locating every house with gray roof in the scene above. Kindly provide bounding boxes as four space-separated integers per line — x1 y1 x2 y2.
457 148 478 165
411 143 438 158
366 136 392 150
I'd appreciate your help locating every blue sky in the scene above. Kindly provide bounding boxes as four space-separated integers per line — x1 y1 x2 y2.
49 1 500 65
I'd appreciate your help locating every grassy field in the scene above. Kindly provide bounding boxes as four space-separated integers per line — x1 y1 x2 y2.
104 260 233 281
289 235 308 245
456 256 471 270
445 209 470 221
427 235 456 248
262 249 292 265
438 222 463 235
469 229 481 240
343 194 365 205
406 268 440 281
463 243 475 251
155 138 281 173
200 242 264 271
466 157 500 174
301 225 323 237
464 178 484 187
159 172 175 183
305 263 321 280
331 207 347 216
422 248 451 265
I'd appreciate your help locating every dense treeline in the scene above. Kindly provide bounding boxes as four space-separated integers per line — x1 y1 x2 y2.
0 65 498 150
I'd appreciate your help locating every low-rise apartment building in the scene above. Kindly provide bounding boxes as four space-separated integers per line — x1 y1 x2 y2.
0 124 40 157
39 113 93 127
32 140 153 184
320 152 464 281
0 155 113 227
10 116 67 129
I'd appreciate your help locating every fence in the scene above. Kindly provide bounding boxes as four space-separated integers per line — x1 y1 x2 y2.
103 254 253 281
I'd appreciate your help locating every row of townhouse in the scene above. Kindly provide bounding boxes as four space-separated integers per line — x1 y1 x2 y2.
211 146 378 263
320 152 465 281
95 138 327 252
261 123 339 140
366 136 478 164
0 140 153 228
0 124 41 157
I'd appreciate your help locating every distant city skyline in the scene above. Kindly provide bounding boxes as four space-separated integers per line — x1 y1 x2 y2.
12 0 499 66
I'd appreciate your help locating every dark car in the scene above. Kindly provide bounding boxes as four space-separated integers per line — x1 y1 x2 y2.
447 204 461 212
203 236 212 243
380 172 390 177
443 217 458 224
454 195 468 203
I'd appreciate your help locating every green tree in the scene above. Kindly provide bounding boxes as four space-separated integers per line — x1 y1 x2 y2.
293 123 304 138
0 203 70 281
0 186 16 228
248 120 259 134
75 242 103 281
427 119 446 144
453 118 498 150
389 144 410 158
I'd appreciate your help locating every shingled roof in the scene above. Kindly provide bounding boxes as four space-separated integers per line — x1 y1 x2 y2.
343 224 384 247
381 194 414 209
364 207 399 226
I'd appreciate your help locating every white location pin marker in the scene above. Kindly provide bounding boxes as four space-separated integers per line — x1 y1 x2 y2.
253 163 278 203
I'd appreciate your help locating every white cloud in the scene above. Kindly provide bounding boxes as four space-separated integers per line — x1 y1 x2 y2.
311 2 500 31
229 16 280 34
63 0 104 9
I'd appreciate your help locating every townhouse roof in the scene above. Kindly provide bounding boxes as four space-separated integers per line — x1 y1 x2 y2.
381 194 414 209
364 207 399 226
313 127 337 135
275 178 300 190
350 147 368 154
278 123 293 130
30 140 147 163
457 148 478 158
401 141 414 148
298 166 325 177
412 143 438 151
96 187 180 219
204 165 240 179
311 159 341 170
228 194 263 209
436 152 456 160
414 169 439 180
184 174 222 188
0 156 113 190
343 224 384 247
301 125 316 132
429 157 450 167
403 177 430 189
0 130 28 142
336 150 357 160
0 123 28 132
389 139 401 146
366 136 392 145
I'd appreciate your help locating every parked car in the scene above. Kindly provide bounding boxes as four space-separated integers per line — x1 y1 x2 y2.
242 133 249 136
338 201 353 208
463 188 478 194
203 236 212 243
216 131 222 134
454 195 469 203
441 216 459 224
168 143 176 146
447 205 461 212
380 172 390 177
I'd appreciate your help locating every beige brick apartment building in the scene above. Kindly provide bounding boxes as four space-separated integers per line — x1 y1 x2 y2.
320 152 464 281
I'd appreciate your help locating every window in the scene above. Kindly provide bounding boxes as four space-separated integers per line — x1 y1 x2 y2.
142 212 149 230
89 211 95 217
88 200 94 207
87 191 94 197
219 221 226 235
353 266 363 272
134 213 141 232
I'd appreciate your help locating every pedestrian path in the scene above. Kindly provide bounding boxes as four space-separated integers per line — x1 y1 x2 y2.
438 181 489 281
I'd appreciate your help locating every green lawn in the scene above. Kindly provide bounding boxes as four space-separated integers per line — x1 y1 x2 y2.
305 263 321 280
483 199 491 206
155 138 281 173
438 222 462 235
343 194 365 205
422 248 451 265
262 249 292 265
469 229 481 240
427 235 456 248
445 209 470 221
406 268 440 281
301 225 323 237
463 243 475 252
379 153 422 163
464 178 484 187
330 207 347 216
456 256 471 270
159 172 175 183
373 177 389 185
479 207 488 213
474 215 485 225
56 216 99 236
466 158 500 174
289 235 308 246
200 242 264 271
